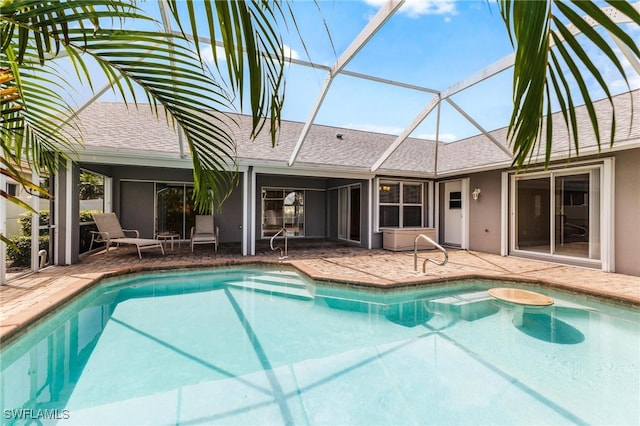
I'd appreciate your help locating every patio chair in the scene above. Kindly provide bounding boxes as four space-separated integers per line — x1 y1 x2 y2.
190 215 219 251
89 212 165 259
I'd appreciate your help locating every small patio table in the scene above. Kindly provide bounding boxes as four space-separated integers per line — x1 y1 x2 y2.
157 232 180 250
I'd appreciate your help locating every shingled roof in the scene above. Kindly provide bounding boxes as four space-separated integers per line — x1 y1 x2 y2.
75 90 639 176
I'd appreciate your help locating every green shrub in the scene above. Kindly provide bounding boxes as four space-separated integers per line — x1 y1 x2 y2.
18 210 50 236
6 236 50 267
11 210 103 259
80 210 99 223
80 210 101 253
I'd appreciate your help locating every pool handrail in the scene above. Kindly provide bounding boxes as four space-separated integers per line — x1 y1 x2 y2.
414 234 448 273
270 227 288 259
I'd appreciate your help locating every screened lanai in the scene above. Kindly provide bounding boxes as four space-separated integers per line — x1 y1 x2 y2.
1 0 639 282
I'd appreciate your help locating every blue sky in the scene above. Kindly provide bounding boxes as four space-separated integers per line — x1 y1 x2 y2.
77 0 640 143
203 0 640 142
274 0 516 141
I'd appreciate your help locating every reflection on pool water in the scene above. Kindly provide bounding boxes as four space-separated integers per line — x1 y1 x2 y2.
1 267 639 425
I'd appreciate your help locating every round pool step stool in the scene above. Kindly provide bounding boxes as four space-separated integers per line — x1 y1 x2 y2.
488 288 554 326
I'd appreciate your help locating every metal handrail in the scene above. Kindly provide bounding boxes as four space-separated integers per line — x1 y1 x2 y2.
269 227 288 259
414 234 448 273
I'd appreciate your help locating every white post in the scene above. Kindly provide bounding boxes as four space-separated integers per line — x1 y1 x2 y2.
31 169 41 271
64 159 73 265
500 172 509 256
249 167 256 256
0 165 6 285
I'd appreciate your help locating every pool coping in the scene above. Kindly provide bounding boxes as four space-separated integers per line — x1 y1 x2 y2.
2 255 638 346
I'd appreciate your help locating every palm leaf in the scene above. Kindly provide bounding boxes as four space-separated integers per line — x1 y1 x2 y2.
1 45 79 174
59 27 239 211
500 0 640 169
500 0 550 168
167 0 286 146
2 0 288 212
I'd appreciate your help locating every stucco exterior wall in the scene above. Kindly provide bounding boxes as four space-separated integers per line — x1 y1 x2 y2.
614 148 640 275
108 166 244 244
120 181 155 238
216 185 244 244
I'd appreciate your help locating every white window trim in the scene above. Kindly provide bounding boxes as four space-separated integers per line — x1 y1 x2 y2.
501 171 509 256
461 177 470 250
508 159 614 271
375 178 426 231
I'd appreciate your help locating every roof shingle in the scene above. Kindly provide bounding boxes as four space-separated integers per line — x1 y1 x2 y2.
75 90 639 175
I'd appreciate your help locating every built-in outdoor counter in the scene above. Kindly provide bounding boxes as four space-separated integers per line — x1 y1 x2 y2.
383 227 436 251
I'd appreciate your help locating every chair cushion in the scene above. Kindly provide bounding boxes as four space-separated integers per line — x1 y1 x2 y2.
93 212 126 238
195 215 214 234
192 233 216 243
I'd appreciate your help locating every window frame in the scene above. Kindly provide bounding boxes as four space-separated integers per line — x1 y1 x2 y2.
261 187 305 238
509 161 610 268
376 179 425 231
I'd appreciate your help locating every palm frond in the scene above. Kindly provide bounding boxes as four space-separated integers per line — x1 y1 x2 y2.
59 27 239 211
1 0 148 63
500 0 550 168
2 0 289 212
500 0 640 169
167 0 286 146
1 45 79 175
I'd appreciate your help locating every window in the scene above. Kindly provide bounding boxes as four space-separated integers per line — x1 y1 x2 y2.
378 180 424 228
6 183 18 197
262 188 304 238
449 191 462 209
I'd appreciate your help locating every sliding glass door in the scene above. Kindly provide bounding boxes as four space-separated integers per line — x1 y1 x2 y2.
261 188 304 238
513 167 600 261
554 173 600 258
155 183 195 239
338 185 361 242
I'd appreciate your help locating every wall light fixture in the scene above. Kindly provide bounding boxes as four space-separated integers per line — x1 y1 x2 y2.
472 188 481 201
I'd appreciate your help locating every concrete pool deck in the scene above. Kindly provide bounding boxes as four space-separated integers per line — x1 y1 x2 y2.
1 242 639 343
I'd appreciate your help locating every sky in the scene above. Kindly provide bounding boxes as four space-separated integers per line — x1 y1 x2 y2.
274 0 517 141
74 0 640 144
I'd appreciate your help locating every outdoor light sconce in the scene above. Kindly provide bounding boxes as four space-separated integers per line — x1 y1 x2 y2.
472 188 481 201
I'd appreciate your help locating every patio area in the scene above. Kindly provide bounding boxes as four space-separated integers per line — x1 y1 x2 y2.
1 240 639 342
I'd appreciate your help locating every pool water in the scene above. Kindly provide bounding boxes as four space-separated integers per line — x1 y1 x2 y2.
1 268 639 425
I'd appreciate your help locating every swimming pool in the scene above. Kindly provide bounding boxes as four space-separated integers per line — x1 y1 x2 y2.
1 267 638 425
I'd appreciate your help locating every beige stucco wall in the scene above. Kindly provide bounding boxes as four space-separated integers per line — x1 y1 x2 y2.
614 148 640 276
468 170 503 254
461 150 640 276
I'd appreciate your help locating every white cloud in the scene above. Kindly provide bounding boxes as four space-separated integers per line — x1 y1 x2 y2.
584 41 640 95
416 132 457 142
364 0 458 18
284 44 300 61
201 44 300 64
201 45 226 64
